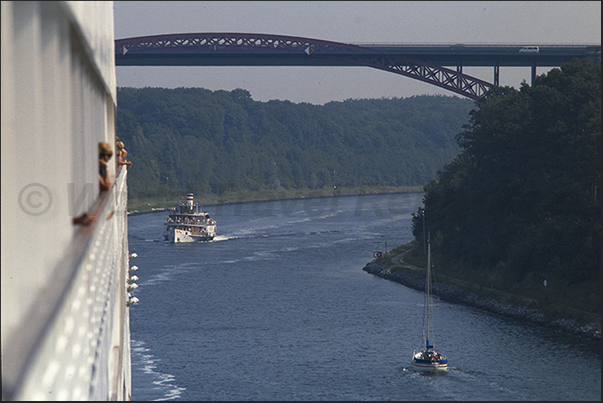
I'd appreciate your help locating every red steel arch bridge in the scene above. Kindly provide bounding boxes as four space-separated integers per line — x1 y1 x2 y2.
115 33 601 101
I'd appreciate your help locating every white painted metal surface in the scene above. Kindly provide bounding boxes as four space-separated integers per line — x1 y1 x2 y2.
1 1 132 400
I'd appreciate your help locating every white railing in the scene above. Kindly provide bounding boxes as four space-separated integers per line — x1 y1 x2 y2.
2 170 132 400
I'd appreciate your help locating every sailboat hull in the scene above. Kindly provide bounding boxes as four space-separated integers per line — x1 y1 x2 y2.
411 360 449 371
411 352 448 371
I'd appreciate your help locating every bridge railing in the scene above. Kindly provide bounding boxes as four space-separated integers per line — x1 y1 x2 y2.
353 42 601 48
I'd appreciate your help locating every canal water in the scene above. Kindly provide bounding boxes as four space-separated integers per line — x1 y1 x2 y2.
127 193 601 401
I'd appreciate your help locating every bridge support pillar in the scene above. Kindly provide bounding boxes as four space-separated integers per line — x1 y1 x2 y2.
494 64 499 86
531 63 537 86
456 63 463 90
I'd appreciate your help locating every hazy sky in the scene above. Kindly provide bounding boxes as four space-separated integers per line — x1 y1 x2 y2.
114 1 601 104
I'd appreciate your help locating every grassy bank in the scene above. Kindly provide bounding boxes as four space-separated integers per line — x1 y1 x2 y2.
377 241 600 326
127 184 424 212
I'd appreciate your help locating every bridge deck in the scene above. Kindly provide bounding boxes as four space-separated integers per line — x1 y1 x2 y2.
114 34 600 99
116 38 600 67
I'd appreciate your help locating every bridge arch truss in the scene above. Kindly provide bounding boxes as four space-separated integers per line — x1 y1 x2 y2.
116 33 493 100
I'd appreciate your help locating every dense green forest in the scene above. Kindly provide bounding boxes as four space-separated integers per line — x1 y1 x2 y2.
411 59 601 313
115 89 473 202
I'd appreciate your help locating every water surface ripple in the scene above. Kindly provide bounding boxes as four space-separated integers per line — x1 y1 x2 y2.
128 193 601 401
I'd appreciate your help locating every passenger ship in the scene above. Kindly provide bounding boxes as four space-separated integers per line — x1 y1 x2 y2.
2 2 134 400
164 193 217 242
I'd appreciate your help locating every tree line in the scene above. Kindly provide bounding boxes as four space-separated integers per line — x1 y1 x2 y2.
115 88 473 200
412 59 601 312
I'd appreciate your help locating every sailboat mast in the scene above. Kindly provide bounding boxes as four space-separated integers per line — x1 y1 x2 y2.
426 234 431 345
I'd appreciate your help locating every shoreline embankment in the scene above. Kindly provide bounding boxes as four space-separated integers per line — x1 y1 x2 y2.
362 256 601 342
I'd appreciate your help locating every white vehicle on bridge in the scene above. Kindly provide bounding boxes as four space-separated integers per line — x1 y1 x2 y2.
519 46 540 53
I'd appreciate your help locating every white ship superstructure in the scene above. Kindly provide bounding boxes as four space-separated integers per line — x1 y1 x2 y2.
2 1 133 400
164 193 217 243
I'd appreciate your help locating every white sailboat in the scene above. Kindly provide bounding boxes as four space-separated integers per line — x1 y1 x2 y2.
411 235 449 371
